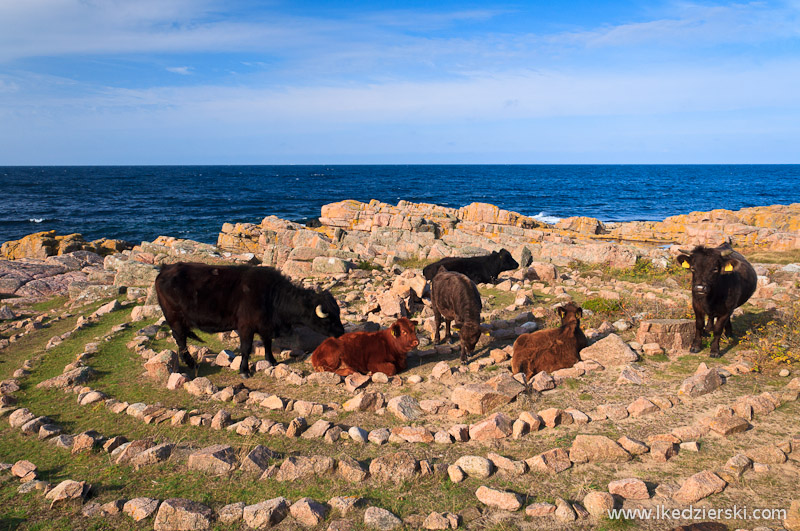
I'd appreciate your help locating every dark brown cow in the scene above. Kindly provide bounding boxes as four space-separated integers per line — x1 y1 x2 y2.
676 243 757 357
155 262 344 378
430 267 483 363
310 318 419 376
423 249 518 284
511 302 587 381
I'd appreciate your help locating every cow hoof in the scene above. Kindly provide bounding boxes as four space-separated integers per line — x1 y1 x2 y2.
709 351 722 358
689 346 701 354
239 371 252 379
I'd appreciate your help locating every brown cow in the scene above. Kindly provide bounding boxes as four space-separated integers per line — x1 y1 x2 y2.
430 267 483 364
310 317 419 376
511 302 587 381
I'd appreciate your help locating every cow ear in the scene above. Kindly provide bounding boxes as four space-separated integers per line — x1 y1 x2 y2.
556 306 565 318
576 307 583 318
677 255 691 269
410 320 418 327
391 324 400 337
723 259 738 273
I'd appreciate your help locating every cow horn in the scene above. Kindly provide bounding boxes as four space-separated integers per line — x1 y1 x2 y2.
678 248 691 255
720 249 733 257
316 305 329 319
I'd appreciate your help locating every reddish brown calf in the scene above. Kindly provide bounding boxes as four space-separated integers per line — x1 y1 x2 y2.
511 302 588 381
310 318 419 376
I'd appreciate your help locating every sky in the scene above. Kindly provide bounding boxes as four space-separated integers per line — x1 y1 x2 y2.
0 0 799 164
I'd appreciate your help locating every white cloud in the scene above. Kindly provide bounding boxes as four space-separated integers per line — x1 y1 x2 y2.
166 66 193 75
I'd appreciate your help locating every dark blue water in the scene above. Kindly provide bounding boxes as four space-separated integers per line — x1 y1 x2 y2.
1 165 798 245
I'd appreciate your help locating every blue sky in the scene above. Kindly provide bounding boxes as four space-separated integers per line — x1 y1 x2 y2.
1 0 798 164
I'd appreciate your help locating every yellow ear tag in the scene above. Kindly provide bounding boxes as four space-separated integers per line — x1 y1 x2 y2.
682 261 690 269
724 263 734 272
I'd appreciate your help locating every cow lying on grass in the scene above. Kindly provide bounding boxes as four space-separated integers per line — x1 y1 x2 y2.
423 249 518 284
676 243 757 357
430 267 483 364
155 262 345 378
310 317 419 376
511 302 587 381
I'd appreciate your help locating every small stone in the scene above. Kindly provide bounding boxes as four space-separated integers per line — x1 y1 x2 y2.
448 465 465 483
454 456 493 479
673 471 727 504
329 496 362 516
153 498 213 531
124 497 161 522
243 498 290 529
475 486 522 511
290 497 329 527
583 491 615 516
387 395 423 421
187 445 237 475
554 498 577 522
218 502 245 524
608 478 649 500
364 506 402 530
525 503 556 516
45 479 87 507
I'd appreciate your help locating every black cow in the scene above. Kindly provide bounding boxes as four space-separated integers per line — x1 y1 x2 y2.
155 262 345 377
676 243 757 357
430 267 483 363
423 249 518 284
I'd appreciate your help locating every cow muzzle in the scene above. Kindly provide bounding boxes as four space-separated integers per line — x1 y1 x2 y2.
692 285 708 294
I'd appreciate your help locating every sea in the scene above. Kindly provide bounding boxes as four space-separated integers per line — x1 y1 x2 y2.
1 165 798 246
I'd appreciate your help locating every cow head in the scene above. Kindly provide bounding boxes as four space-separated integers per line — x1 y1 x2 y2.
496 249 519 272
389 317 420 352
309 290 345 337
459 321 482 353
557 302 583 325
676 246 739 296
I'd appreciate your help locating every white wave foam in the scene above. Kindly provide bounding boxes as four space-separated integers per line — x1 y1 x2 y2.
29 218 44 223
532 212 561 225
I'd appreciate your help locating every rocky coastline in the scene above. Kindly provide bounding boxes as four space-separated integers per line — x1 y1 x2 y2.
1 200 799 304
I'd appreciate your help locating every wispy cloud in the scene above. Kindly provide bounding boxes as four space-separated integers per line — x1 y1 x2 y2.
166 66 193 75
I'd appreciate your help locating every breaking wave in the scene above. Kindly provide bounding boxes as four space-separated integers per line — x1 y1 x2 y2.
531 211 562 225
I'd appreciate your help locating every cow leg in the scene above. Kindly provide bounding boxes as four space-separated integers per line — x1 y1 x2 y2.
444 319 452 342
709 313 732 358
258 329 278 366
433 310 442 344
369 362 399 377
238 328 255 378
690 304 706 353
170 325 197 375
459 341 469 364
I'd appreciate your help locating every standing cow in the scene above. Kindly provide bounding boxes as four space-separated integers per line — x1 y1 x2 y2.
430 267 483 363
423 249 518 284
155 262 345 378
676 243 757 357
311 317 419 376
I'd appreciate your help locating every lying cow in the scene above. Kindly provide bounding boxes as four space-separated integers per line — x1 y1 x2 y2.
430 267 483 363
511 302 587 381
155 262 345 378
676 243 757 357
423 249 518 284
310 317 419 376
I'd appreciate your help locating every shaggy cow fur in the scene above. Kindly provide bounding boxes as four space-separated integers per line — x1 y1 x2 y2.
511 302 588 380
310 317 419 376
430 267 483 363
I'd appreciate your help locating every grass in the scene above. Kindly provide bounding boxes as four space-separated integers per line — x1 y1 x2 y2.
570 258 687 285
3 284 800 530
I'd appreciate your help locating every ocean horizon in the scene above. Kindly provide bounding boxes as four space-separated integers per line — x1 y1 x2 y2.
2 164 799 246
